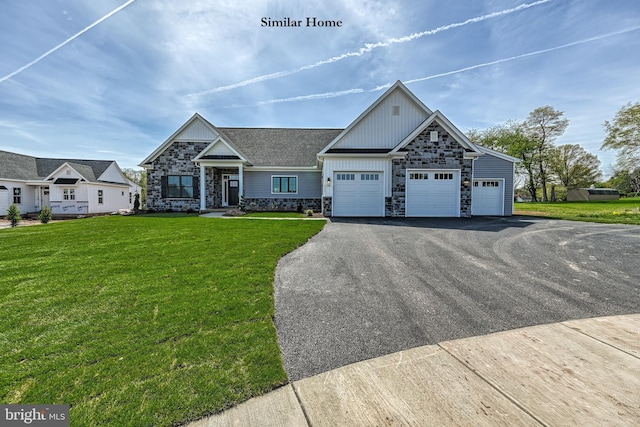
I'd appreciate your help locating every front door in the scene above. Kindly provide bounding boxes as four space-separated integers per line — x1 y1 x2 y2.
227 180 239 206
41 186 50 207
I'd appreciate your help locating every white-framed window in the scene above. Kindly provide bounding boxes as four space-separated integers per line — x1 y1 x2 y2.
98 190 104 204
13 188 21 204
63 188 76 201
336 173 355 180
272 176 297 194
360 173 380 181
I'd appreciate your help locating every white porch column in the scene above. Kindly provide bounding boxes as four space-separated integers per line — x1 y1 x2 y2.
238 163 244 205
200 164 206 211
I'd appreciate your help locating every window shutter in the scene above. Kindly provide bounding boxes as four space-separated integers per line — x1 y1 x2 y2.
161 176 167 198
193 176 200 199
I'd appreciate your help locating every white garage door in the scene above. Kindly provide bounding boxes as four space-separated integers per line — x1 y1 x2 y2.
472 179 504 216
0 188 9 215
333 172 383 216
406 170 460 217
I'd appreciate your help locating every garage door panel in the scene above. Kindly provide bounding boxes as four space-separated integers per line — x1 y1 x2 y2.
333 172 383 217
472 180 504 216
406 170 459 217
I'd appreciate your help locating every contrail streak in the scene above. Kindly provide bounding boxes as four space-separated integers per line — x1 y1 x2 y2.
241 25 640 107
0 0 136 84
190 0 553 96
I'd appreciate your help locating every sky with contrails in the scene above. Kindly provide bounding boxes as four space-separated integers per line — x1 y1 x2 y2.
1 0 639 176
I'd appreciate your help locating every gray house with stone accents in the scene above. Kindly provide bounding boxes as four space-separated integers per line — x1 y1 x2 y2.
140 81 518 217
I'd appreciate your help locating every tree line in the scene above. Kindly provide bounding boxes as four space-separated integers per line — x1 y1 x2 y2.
468 102 640 201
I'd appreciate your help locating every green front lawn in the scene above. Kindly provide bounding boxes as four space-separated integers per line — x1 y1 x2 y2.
0 215 325 426
515 196 640 225
243 212 306 218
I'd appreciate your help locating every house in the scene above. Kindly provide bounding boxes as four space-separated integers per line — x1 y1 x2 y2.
140 81 518 217
0 150 139 216
567 188 620 201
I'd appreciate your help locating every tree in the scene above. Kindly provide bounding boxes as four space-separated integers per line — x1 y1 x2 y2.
602 101 640 170
7 204 21 227
608 168 640 196
522 106 569 202
122 168 147 207
548 144 602 189
468 122 540 201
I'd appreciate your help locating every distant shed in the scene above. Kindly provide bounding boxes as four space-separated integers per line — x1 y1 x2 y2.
567 188 620 201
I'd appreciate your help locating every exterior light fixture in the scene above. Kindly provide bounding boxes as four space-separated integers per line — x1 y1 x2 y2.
326 177 331 187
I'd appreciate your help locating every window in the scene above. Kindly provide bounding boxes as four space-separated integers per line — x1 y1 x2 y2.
167 176 194 198
434 173 454 180
63 188 75 201
336 173 355 180
98 190 104 204
272 176 297 194
13 188 21 204
483 181 500 187
129 192 133 203
409 173 428 180
360 173 380 181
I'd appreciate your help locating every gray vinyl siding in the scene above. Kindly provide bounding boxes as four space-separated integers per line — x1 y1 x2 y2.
473 154 515 215
244 171 321 198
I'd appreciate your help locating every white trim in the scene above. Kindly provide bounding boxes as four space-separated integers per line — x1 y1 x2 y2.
476 145 521 163
270 175 299 195
391 111 482 157
200 164 206 211
139 113 249 167
193 137 247 162
246 166 321 172
319 81 433 155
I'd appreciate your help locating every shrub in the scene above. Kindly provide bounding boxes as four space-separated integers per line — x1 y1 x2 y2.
39 206 53 224
7 204 21 227
133 193 140 211
305 209 314 217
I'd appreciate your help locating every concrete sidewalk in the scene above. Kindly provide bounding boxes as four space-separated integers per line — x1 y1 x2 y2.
187 314 640 426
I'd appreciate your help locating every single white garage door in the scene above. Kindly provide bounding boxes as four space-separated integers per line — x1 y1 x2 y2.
406 170 460 217
0 188 9 215
333 172 383 216
472 179 504 216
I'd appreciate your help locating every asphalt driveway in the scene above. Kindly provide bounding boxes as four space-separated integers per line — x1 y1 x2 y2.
274 216 640 381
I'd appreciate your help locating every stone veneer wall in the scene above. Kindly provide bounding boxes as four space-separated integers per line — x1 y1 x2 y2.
389 123 473 217
322 196 332 217
147 141 206 211
244 198 321 212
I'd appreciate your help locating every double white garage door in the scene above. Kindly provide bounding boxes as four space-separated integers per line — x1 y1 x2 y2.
332 170 461 217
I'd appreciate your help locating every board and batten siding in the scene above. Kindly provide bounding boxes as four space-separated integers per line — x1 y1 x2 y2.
175 119 217 141
473 154 515 215
332 90 428 150
243 171 321 198
322 158 392 198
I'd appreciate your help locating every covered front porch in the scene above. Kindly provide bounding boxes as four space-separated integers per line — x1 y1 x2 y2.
196 160 245 211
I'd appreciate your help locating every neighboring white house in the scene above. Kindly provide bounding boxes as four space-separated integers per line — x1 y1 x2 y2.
0 150 138 216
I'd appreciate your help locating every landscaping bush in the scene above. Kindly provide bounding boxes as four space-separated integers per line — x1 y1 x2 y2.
7 204 21 227
39 206 53 224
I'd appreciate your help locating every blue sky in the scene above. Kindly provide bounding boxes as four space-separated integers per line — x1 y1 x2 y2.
1 0 639 177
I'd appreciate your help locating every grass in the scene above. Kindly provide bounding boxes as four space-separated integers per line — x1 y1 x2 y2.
0 215 325 426
515 196 640 225
243 212 306 218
